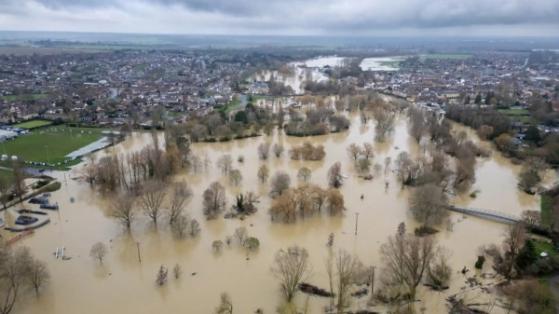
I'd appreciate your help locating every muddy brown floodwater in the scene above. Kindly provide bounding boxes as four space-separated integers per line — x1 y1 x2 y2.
3 111 554 314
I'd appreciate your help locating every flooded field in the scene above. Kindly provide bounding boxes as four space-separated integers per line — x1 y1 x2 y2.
252 55 409 95
252 56 345 94
2 109 551 314
359 56 407 72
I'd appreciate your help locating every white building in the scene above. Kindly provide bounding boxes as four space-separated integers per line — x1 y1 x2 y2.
0 129 17 142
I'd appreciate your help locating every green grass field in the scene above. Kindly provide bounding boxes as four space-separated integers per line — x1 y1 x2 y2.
534 239 557 258
498 108 534 124
0 125 104 168
1 93 48 102
13 119 53 130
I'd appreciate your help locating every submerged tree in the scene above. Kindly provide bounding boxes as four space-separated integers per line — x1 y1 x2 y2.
271 246 310 302
217 155 233 175
257 165 269 183
270 172 291 197
215 292 233 314
409 183 448 228
487 222 526 279
26 259 49 297
156 265 168 286
168 181 192 225
203 182 227 219
171 214 190 239
108 193 136 230
297 167 312 183
335 250 362 312
229 169 243 187
140 181 167 224
0 245 50 313
257 142 271 160
273 143 284 158
379 225 438 300
328 162 343 188
89 242 107 265
347 143 362 161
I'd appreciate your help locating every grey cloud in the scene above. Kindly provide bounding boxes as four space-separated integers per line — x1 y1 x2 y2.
2 0 559 35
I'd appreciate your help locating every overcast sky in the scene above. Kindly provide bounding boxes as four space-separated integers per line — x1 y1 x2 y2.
0 0 558 37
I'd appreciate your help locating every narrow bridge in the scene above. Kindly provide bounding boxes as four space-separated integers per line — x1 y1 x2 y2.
448 206 522 224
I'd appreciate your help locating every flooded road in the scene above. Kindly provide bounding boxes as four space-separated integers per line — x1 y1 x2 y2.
4 112 549 314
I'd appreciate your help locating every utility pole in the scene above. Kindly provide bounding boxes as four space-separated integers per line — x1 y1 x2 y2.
370 266 376 299
354 212 359 236
136 242 142 264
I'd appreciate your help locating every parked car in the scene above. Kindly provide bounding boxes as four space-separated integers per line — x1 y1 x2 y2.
29 197 49 205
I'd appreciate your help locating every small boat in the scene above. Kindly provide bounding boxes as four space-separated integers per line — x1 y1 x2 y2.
40 203 59 210
0 217 5 228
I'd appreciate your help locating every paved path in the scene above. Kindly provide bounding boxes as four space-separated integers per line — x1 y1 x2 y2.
448 205 521 224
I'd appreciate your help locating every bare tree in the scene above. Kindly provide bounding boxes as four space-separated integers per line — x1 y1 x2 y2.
347 143 362 161
273 143 284 158
233 227 248 245
362 143 374 160
89 242 107 265
26 259 49 297
189 219 201 237
326 189 345 216
215 292 233 314
257 165 269 183
257 143 271 160
487 222 526 279
426 251 452 290
229 169 243 186
328 162 343 188
170 264 181 279
168 181 192 225
270 172 291 197
140 181 166 224
171 214 190 239
379 226 437 300
335 250 361 313
217 155 233 175
395 151 422 186
373 106 396 142
108 193 136 230
356 158 371 174
409 107 426 142
409 184 448 228
212 240 224 253
271 246 310 302
297 167 312 183
0 246 41 314
203 182 226 219
12 161 26 202
156 265 168 286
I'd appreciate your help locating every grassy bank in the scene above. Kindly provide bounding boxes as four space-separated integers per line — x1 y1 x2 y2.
541 194 553 229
